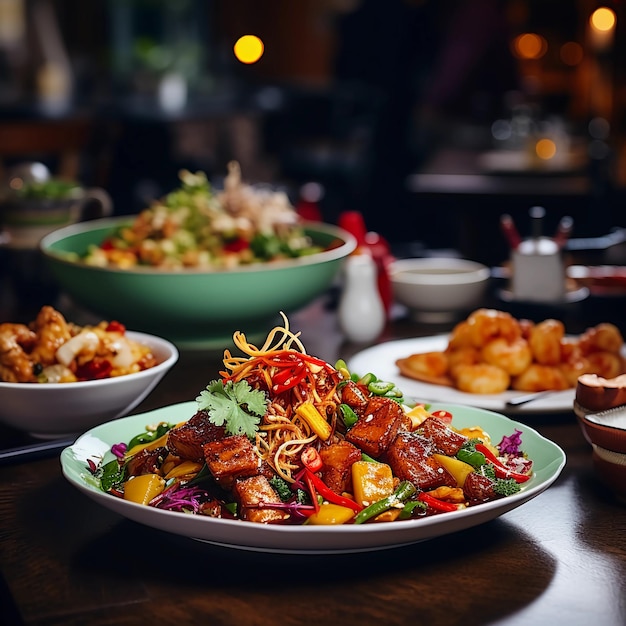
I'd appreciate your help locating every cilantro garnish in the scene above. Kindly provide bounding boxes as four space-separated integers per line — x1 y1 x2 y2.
196 379 268 439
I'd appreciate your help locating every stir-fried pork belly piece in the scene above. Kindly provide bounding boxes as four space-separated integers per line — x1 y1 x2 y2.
340 380 369 410
203 435 261 489
419 416 467 456
385 432 457 490
232 475 290 524
463 472 497 503
319 441 362 494
125 446 168 477
345 395 404 457
167 410 226 462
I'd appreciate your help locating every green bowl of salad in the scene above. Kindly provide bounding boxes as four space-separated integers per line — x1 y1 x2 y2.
40 215 356 348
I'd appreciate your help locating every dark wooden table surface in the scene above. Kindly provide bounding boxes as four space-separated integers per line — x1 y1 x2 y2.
1 290 625 626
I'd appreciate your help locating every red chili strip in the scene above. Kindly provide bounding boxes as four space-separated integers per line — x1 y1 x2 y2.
272 364 308 394
418 492 459 512
475 443 531 483
305 469 363 513
430 409 453 424
301 448 323 473
268 351 330 369
304 473 320 514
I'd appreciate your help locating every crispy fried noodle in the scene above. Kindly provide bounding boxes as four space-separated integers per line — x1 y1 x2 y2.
221 312 341 482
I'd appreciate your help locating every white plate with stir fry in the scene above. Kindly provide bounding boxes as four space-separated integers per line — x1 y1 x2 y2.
61 317 565 553
61 402 565 553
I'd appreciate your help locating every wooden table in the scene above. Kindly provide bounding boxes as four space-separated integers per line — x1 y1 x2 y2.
1 296 625 626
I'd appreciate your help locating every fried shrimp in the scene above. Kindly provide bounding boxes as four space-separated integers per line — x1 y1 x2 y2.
0 323 37 382
528 319 564 365
585 351 624 379
446 346 482 377
396 351 452 386
447 320 474 350
466 308 522 348
395 308 625 395
512 364 569 392
452 363 510 394
28 305 72 366
398 351 448 378
481 337 533 376
579 323 624 355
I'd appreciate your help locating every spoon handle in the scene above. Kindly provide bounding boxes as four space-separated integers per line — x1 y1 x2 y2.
505 390 554 407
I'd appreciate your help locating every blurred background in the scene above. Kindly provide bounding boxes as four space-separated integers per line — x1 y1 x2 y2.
0 0 625 268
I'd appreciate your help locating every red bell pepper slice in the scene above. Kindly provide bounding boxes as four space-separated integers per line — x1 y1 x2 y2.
475 443 531 483
223 238 249 253
75 359 113 381
105 320 126 334
304 469 362 513
418 492 459 513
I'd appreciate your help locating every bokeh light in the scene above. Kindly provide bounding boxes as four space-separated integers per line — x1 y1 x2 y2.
590 7 616 32
559 41 583 66
512 33 547 60
535 138 557 160
234 35 264 64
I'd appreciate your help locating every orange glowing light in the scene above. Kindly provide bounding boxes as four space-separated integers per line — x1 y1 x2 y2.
535 138 557 160
559 41 583 66
234 35 264 64
513 33 547 60
590 7 616 32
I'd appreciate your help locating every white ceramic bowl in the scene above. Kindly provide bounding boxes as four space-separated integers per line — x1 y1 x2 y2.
0 331 178 438
389 257 491 323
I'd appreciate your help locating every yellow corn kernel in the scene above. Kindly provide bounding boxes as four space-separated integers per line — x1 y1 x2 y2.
165 460 204 480
295 402 332 441
432 453 475 488
123 473 166 505
306 503 356 525
351 460 394 506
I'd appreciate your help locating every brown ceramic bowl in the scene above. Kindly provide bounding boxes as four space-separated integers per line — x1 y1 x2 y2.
591 444 626 502
574 402 626 501
574 403 626 454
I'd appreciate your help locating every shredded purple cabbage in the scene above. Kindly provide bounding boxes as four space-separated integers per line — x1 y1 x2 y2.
498 429 523 456
151 482 206 513
255 500 315 518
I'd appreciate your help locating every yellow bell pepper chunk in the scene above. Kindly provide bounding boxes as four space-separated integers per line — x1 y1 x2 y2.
123 473 166 505
125 421 187 459
404 404 431 429
165 460 204 480
306 502 356 525
432 453 475 488
351 460 394 507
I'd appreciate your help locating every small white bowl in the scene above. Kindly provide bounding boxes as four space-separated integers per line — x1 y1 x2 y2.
0 331 178 438
389 257 491 323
